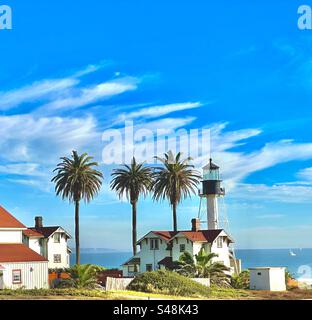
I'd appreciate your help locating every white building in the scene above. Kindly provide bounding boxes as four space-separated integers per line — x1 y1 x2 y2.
0 206 49 289
22 216 72 269
249 267 286 291
122 159 240 278
122 218 236 277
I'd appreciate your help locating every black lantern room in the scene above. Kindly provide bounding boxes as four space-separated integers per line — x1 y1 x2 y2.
200 159 225 196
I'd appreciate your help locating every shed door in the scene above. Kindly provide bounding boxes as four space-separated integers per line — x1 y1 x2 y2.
0 271 4 290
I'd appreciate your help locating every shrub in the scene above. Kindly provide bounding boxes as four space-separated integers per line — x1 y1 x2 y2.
285 269 297 290
231 270 250 289
55 264 105 289
128 270 211 297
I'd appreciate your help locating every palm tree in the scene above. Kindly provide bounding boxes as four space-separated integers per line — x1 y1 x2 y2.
61 264 104 289
111 157 153 256
152 151 201 231
176 248 230 279
51 151 103 265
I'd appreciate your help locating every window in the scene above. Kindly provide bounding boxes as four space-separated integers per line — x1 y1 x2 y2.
53 254 62 263
180 244 186 252
12 270 22 284
150 238 159 250
217 237 223 248
128 265 135 273
146 264 153 272
54 233 61 243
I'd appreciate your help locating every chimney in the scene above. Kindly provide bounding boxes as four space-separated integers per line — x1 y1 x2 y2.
35 216 43 229
191 218 200 232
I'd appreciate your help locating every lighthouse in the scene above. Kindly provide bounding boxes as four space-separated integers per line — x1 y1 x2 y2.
200 159 225 229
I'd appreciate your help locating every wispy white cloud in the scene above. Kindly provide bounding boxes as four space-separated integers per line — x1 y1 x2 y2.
0 114 99 163
7 178 52 192
117 102 204 122
206 138 312 187
36 77 139 115
0 78 79 111
0 163 42 176
298 167 312 182
72 63 107 77
229 182 312 203
0 64 104 111
0 113 102 191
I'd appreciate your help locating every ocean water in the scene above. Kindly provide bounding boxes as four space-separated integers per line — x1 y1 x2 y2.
70 252 132 269
235 249 312 278
70 248 312 279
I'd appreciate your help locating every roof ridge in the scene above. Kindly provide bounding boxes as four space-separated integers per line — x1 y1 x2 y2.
0 205 26 228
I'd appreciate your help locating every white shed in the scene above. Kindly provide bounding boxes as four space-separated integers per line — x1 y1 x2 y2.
249 267 286 291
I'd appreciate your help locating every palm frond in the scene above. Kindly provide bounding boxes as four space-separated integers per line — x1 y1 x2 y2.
152 151 201 206
51 150 103 203
110 157 153 203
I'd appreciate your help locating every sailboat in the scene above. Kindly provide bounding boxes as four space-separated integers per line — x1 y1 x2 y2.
289 249 296 256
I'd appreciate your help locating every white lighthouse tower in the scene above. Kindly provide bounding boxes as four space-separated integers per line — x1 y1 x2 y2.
198 159 241 274
199 158 225 229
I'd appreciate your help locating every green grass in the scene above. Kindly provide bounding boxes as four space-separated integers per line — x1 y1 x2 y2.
109 290 202 300
0 288 110 299
2 287 312 300
0 287 248 300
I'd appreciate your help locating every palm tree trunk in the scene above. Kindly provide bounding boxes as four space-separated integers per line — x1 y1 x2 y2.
132 201 137 256
173 202 177 231
75 200 80 265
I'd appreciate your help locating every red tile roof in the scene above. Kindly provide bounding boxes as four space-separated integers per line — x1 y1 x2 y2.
0 206 26 228
138 229 231 244
152 231 177 241
23 229 44 238
178 229 223 243
0 244 47 263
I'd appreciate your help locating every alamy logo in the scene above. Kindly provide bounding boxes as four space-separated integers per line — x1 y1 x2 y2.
0 4 12 30
298 5 312 30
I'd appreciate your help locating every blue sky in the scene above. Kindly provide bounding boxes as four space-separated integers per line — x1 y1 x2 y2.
1 0 312 250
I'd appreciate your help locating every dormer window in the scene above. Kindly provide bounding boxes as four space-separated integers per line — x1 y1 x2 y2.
54 233 61 243
150 238 159 250
217 237 223 248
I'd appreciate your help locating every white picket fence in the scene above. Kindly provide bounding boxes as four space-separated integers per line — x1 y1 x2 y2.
106 277 133 291
105 277 210 291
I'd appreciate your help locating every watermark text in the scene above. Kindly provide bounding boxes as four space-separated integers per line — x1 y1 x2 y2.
298 5 312 30
0 4 12 30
